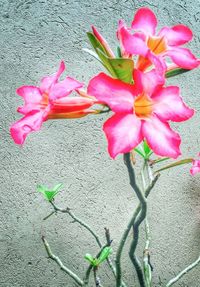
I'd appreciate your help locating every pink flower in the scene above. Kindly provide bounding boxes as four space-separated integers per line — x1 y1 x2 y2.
11 61 96 145
190 153 200 175
117 7 199 72
88 70 194 159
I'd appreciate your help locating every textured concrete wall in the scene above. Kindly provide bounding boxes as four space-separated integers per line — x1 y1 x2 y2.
0 0 200 286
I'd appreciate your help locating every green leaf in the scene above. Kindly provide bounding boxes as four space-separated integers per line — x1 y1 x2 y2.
87 32 134 83
96 246 112 265
84 253 97 266
87 32 111 59
97 49 134 83
52 183 63 192
165 68 189 78
82 48 101 62
37 183 63 201
155 158 192 173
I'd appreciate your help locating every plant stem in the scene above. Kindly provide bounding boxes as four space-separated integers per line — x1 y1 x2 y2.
142 161 153 287
93 267 103 287
166 254 200 287
123 153 147 287
51 202 102 247
143 218 152 287
115 202 143 287
83 243 108 286
49 202 118 283
115 157 159 287
42 236 84 286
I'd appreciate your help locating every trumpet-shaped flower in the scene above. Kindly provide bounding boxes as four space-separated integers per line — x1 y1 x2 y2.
11 61 96 145
190 153 200 175
91 26 115 58
88 70 194 159
118 7 199 71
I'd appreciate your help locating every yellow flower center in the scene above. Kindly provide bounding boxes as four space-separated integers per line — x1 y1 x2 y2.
147 36 167 55
40 93 49 107
134 93 153 118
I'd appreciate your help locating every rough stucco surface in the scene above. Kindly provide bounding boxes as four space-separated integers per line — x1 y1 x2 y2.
0 0 200 286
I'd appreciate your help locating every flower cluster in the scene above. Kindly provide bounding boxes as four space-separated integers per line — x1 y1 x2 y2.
11 7 199 173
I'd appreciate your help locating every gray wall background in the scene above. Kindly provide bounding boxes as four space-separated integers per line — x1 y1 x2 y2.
0 0 200 286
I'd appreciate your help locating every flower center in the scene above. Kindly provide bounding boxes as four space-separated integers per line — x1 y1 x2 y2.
40 93 49 107
134 93 153 118
147 36 167 55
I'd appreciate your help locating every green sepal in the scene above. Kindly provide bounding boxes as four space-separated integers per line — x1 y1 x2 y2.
134 141 153 160
165 68 189 78
96 246 112 265
37 183 63 201
134 147 145 158
143 140 152 158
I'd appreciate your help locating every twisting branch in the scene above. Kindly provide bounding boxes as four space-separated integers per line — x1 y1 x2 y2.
42 236 84 286
50 202 102 247
166 254 200 287
115 154 160 287
115 203 142 287
124 153 147 287
46 202 118 283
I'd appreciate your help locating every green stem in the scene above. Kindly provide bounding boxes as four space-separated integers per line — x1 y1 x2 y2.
166 254 200 287
154 158 192 174
143 218 152 287
42 236 83 286
141 163 152 287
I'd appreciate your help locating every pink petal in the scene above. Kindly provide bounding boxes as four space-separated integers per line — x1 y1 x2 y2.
103 113 143 158
166 47 199 69
119 25 149 57
152 86 194 122
147 51 167 77
159 25 193 46
142 116 181 158
10 110 46 145
190 159 200 176
131 7 157 35
87 73 135 113
49 77 83 101
117 20 132 58
16 86 43 114
133 69 164 96
40 61 65 93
